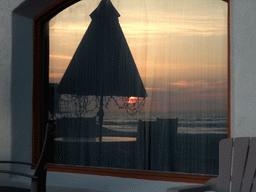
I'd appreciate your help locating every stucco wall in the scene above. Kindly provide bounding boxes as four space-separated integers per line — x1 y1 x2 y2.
0 0 25 180
1 0 256 191
230 0 256 137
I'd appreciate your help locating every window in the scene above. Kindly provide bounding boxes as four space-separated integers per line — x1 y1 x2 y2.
32 0 229 183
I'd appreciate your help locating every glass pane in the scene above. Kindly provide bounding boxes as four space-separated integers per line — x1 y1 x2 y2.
48 0 228 174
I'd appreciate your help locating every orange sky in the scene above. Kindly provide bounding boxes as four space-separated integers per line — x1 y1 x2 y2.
49 0 228 112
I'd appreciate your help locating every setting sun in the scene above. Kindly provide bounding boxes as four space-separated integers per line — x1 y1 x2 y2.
127 97 138 104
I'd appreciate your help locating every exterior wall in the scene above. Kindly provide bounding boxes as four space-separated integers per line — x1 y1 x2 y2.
0 0 25 180
11 12 34 173
230 0 256 137
1 0 256 191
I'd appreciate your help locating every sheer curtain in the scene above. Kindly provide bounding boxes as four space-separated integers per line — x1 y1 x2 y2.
48 0 228 174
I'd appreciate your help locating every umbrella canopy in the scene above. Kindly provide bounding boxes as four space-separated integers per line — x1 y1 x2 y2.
57 0 147 98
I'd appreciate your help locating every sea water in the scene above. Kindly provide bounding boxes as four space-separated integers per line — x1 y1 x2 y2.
100 110 228 135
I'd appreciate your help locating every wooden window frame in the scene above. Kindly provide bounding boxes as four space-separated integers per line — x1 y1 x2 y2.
32 0 230 184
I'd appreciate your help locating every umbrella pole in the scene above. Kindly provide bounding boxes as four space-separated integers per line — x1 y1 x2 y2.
98 94 104 166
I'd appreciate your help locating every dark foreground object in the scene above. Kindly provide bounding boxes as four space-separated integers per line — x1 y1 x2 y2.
0 186 29 192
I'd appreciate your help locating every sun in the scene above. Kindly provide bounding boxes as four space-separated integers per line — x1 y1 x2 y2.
127 97 138 104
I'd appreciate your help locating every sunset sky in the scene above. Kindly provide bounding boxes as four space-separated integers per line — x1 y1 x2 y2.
49 0 228 112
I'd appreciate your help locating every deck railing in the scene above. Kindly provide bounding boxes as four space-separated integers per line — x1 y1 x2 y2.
52 118 227 175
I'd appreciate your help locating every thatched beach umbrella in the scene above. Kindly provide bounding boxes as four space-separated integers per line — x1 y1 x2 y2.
57 0 147 165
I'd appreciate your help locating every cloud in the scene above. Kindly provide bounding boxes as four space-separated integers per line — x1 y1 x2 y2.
50 54 72 60
169 80 226 89
145 87 166 91
166 80 227 105
119 8 227 38
50 1 227 40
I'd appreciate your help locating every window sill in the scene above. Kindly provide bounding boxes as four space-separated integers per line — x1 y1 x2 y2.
45 164 216 184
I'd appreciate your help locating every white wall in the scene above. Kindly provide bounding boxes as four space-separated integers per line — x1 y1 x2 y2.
1 0 256 191
0 0 25 179
230 0 256 137
0 0 23 160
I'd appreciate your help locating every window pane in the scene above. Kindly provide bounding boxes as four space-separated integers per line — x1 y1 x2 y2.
48 0 228 174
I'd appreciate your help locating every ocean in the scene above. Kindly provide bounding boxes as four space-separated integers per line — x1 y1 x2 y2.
99 110 228 135
54 93 227 135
